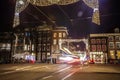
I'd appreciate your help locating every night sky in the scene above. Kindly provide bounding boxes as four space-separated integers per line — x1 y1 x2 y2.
0 0 120 38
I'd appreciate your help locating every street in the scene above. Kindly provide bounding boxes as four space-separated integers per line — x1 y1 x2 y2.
0 63 120 80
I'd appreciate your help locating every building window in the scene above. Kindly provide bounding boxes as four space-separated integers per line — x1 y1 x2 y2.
0 43 11 50
24 45 27 51
96 39 101 44
91 39 96 44
0 43 6 50
53 33 57 38
109 42 114 49
102 45 107 51
115 36 120 41
101 39 106 44
59 33 62 38
91 45 96 51
97 45 101 51
117 50 120 59
32 44 34 51
6 43 11 50
116 42 120 49
47 37 51 41
63 33 66 38
108 36 114 41
53 39 57 45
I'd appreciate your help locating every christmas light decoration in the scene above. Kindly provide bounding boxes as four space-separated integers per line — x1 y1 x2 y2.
13 0 100 27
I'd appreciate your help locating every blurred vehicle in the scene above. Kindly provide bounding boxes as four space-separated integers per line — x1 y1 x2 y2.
58 54 80 64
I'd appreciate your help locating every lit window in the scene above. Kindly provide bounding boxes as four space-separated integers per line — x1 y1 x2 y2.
63 33 66 37
53 33 57 37
109 42 114 49
59 33 62 38
91 45 96 51
24 45 27 50
97 45 101 51
53 39 57 45
6 43 11 50
102 45 106 51
115 36 120 41
2 44 6 48
32 44 34 51
110 50 115 59
116 42 120 49
91 39 96 44
117 50 120 59
28 45 30 50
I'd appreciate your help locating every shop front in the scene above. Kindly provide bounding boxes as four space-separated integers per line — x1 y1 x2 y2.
90 52 106 64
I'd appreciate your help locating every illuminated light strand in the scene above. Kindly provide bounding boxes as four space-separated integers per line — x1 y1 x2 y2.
28 0 79 6
13 0 29 27
92 8 100 25
13 0 100 27
83 0 100 25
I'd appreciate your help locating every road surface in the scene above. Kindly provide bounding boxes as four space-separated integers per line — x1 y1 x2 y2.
0 63 120 80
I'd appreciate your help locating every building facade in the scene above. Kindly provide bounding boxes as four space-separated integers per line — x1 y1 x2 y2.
89 28 120 64
6 25 68 63
0 32 13 63
89 34 108 64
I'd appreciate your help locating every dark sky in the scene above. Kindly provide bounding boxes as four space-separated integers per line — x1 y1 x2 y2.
0 0 120 38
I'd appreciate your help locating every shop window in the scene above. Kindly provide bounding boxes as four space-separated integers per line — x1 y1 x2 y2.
117 50 120 59
96 39 101 44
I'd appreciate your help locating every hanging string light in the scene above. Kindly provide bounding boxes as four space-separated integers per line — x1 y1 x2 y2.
13 0 29 27
83 0 100 25
28 0 79 6
13 0 100 27
13 0 79 27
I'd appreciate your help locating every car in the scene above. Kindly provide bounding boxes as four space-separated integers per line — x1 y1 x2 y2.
58 54 80 64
